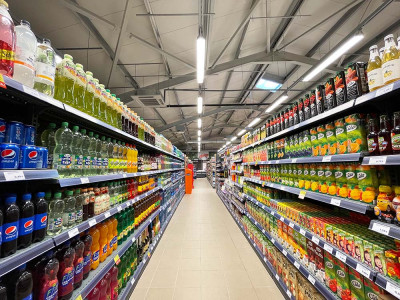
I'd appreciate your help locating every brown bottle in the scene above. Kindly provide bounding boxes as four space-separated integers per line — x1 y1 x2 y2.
391 111 400 154
378 115 392 155
367 119 379 155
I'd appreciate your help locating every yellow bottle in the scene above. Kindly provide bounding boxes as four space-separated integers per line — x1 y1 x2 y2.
132 145 138 173
367 45 383 92
98 222 108 263
382 34 400 85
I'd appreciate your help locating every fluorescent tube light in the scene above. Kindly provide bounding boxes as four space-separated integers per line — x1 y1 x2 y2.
197 36 206 84
256 78 282 91
227 141 231 145
198 136 201 142
248 118 261 128
231 136 237 142
198 130 201 136
198 118 202 128
303 33 364 82
197 96 203 114
237 129 246 136
266 95 289 113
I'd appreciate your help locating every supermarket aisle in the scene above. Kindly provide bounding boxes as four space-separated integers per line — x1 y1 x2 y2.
130 179 284 300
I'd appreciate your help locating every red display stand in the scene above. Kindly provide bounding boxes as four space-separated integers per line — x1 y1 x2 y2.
185 168 193 194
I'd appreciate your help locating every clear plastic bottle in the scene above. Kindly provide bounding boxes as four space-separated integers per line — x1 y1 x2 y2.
40 123 56 168
95 134 102 174
13 20 36 87
47 192 64 235
101 136 108 174
54 54 76 106
33 39 55 96
71 125 83 177
99 84 107 122
88 132 97 175
74 188 84 224
74 63 87 110
81 129 91 176
0 0 15 77
118 141 123 173
122 143 128 173
112 139 119 174
62 190 76 229
106 138 113 174
382 34 400 85
367 45 383 92
93 78 102 120
84 71 95 116
53 122 73 178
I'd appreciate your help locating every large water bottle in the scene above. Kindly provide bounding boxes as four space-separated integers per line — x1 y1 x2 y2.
100 136 108 175
53 122 73 178
71 125 83 177
33 39 55 96
47 192 64 235
54 54 76 106
106 138 113 174
95 134 102 175
40 123 56 168
0 0 15 77
81 129 91 176
88 132 97 175
13 20 37 87
62 190 76 229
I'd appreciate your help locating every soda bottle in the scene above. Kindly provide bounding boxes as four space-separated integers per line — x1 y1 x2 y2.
88 132 97 175
13 20 37 87
99 84 107 122
56 241 75 300
112 217 118 251
89 226 100 270
0 281 5 300
98 278 107 300
81 232 92 279
81 188 89 221
84 71 95 116
37 251 59 300
1 194 19 257
101 136 108 174
105 219 114 257
73 63 87 110
9 264 33 300
95 134 102 174
88 187 95 218
122 143 128 173
112 139 119 174
17 193 34 249
118 141 123 173
0 0 14 77
110 265 118 299
33 39 56 96
53 122 73 178
88 287 100 300
132 145 138 173
93 78 102 119
75 188 84 224
47 192 64 236
41 123 56 168
378 114 392 155
80 129 91 176
104 270 112 300
97 222 108 263
54 54 76 106
71 125 83 176
72 237 84 289
0 203 2 256
62 190 76 229
32 192 48 242
106 138 113 173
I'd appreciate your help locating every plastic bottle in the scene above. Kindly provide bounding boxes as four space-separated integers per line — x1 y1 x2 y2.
81 188 89 221
38 251 59 300
99 84 107 122
122 143 128 173
72 237 84 289
106 137 113 174
81 129 91 176
88 286 100 300
73 63 87 110
95 134 102 174
88 132 97 175
1 195 19 257
105 219 114 257
40 123 56 168
0 0 15 77
101 136 108 174
89 226 100 270
53 122 73 178
94 186 102 216
104 270 112 300
105 90 114 125
13 20 37 87
97 222 108 263
63 190 76 229
382 34 400 85
88 187 95 218
17 193 34 249
33 38 56 96
32 192 48 242
81 232 92 279
71 125 83 176
57 241 75 300
112 139 119 174
118 141 124 173
132 145 138 173
98 278 107 300
10 264 32 300
54 54 76 106
84 71 95 116
93 78 102 119
110 265 118 299
75 188 84 224
47 192 64 236
0 203 2 256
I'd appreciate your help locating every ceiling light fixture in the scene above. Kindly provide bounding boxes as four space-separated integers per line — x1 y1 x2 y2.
237 129 246 136
198 118 202 128
266 95 289 113
197 96 203 114
248 118 261 128
227 141 231 145
198 130 201 136
231 136 237 142
303 32 364 82
197 35 206 84
198 136 201 142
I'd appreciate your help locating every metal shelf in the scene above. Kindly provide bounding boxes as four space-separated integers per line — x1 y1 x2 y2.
368 220 400 240
0 169 59 183
362 155 400 166
229 199 245 214
374 274 400 299
244 194 377 281
243 177 373 214
231 158 242 163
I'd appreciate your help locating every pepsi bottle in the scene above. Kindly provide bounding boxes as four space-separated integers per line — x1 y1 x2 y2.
18 193 34 249
8 264 33 300
33 191 48 242
1 195 19 257
0 205 3 257
0 280 6 300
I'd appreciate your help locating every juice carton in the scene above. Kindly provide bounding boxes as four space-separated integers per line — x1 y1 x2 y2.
282 257 289 286
385 249 400 282
357 165 378 204
345 62 369 101
310 89 318 117
335 257 351 299
354 236 365 263
345 232 355 257
288 264 298 299
349 268 366 300
297 274 307 300
304 130 312 156
363 239 375 268
335 70 348 106
373 243 388 275
318 164 328 194
345 114 368 154
310 128 320 156
304 164 311 190
335 118 348 154
325 77 337 110
316 84 326 114
314 244 325 282
307 238 315 272
335 164 349 198
363 276 393 300
326 122 337 155
324 250 338 294
325 164 337 196
346 163 360 201
310 164 319 192
317 125 329 156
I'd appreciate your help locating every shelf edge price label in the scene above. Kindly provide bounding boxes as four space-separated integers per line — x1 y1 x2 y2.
286 290 292 298
271 211 275 217
88 219 97 227
130 277 135 285
376 83 394 97
280 216 284 222
122 174 127 178
371 222 390 236
291 159 297 163
4 171 25 181
307 274 316 285
312 236 320 245
75 295 83 300
271 238 275 244
356 263 371 278
80 177 90 184
330 198 341 207
282 249 287 256
299 190 306 199
294 261 300 269
262 229 265 234
117 206 122 212
289 222 294 228
104 212 111 218
322 156 332 162
263 257 267 263
336 251 347 263
386 281 400 298
299 228 306 236
68 228 79 238
114 254 121 265
369 156 387 165
323 244 333 254
275 274 279 281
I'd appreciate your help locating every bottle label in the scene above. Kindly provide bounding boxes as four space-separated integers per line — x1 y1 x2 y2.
60 269 74 290
76 209 83 222
34 213 48 230
91 157 97 169
346 172 355 180
382 59 400 84
92 250 99 262
102 244 108 254
21 294 32 300
357 172 367 180
1 49 14 62
335 171 343 179
83 252 91 267
75 155 83 169
391 133 400 150
47 154 53 168
346 124 357 133
368 138 378 153
367 68 383 90
103 158 108 168
76 71 87 87
58 60 76 80
378 136 388 151
3 221 19 242
15 46 35 70
59 154 72 169
84 156 91 168
97 157 103 168
42 282 58 300
53 217 62 229
35 62 55 84
75 257 84 275
111 236 117 247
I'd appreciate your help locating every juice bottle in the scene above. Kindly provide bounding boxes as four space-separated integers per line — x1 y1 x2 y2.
106 219 114 257
81 232 92 279
382 34 400 85
122 143 128 172
378 114 392 155
33 39 56 96
84 71 96 116
93 78 102 120
37 251 59 300
54 54 76 106
367 118 379 155
104 271 112 300
0 0 15 77
56 241 75 300
89 226 100 270
325 122 337 155
112 217 118 251
391 111 400 154
72 237 84 289
73 63 87 110
95 134 102 174
367 45 383 91
335 118 347 154
116 99 123 130
98 222 108 263
99 84 107 122
110 266 118 300
105 90 114 125
317 125 328 156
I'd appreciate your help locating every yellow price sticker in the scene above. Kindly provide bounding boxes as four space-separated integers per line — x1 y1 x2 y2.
0 74 6 89
299 190 307 199
114 254 121 265
148 252 151 258
76 295 83 300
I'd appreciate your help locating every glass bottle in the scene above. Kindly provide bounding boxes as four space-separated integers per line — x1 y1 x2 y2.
367 118 379 156
378 114 392 155
382 34 400 85
391 111 400 154
367 45 383 91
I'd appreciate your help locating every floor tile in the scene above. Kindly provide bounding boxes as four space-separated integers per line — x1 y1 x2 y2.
173 287 201 300
201 287 229 300
146 288 174 300
175 270 202 287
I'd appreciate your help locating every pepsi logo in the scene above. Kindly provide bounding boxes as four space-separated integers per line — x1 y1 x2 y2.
41 216 47 223
0 125 5 133
5 226 17 235
24 220 33 229
1 149 16 159
28 151 38 160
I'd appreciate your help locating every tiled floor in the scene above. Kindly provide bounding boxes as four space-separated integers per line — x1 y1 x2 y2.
130 178 284 300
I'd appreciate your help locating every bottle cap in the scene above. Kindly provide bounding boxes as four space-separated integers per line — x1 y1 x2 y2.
49 123 56 129
22 193 32 201
81 129 86 134
95 134 99 139
61 122 69 127
101 136 105 141
20 20 30 28
36 192 45 198
4 196 16 204
0 1 8 9
76 63 83 69
369 45 378 51
89 132 94 137
54 192 62 198
64 54 73 61
65 190 74 196
74 188 81 194
73 126 79 132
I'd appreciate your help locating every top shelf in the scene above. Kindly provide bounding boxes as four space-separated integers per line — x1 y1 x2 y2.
232 80 400 154
2 77 184 161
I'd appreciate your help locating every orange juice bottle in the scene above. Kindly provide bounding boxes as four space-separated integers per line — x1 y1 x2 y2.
112 217 118 251
126 144 132 173
132 146 138 173
98 222 108 263
89 226 100 270
106 219 114 256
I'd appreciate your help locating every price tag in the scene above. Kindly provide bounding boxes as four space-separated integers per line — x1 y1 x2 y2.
282 249 287 256
4 171 25 181
68 228 79 238
323 244 333 254
143 258 146 264
330 198 341 207
275 274 279 281
271 211 275 216
276 160 280 164
300 229 306 236
386 281 400 299
132 237 136 243
254 221 258 225
104 212 111 218
371 222 390 235
322 156 332 162
88 219 97 227
356 263 371 278
114 254 121 265
286 290 292 298
280 216 284 222
253 242 256 247
75 295 83 300
117 206 122 212
262 229 265 234
294 261 300 269
123 174 127 178
376 83 394 97
289 222 294 228
299 190 306 199
80 177 90 184
271 238 275 244
291 159 297 163
270 184 275 188
307 274 316 285
336 251 347 263
369 156 387 165
263 257 267 262
130 277 135 285
281 186 286 191
312 236 320 245
262 182 265 187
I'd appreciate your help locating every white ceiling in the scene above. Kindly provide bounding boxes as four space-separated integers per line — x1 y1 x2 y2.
10 0 400 152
